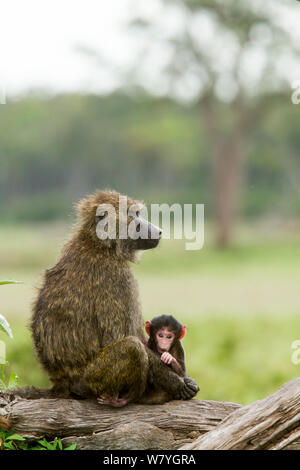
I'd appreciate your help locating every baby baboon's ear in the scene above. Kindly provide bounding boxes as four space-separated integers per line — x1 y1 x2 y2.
179 325 186 340
145 321 151 336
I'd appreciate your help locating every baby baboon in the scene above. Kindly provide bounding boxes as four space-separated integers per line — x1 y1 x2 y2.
146 314 186 377
31 190 199 406
138 314 195 405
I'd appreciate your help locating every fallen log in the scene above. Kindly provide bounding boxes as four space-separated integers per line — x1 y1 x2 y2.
0 379 299 450
181 378 300 450
0 392 239 450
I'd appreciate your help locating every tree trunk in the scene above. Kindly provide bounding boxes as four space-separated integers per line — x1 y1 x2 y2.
201 98 251 248
212 137 244 248
0 379 299 450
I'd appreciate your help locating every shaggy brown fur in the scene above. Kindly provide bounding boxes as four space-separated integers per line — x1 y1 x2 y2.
30 190 199 403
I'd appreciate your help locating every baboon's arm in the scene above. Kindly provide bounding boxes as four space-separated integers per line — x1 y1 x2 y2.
146 348 199 400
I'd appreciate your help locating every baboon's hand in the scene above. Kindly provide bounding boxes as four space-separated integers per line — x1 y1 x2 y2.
161 352 174 364
180 377 199 400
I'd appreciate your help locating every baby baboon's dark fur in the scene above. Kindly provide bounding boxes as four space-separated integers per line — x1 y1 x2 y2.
147 314 186 378
28 190 198 403
139 315 188 405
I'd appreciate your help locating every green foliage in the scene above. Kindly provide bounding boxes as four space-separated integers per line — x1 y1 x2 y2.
0 280 23 286
0 280 23 341
0 314 13 339
33 437 76 451
0 280 22 390
0 372 19 391
185 312 300 404
0 430 76 451
0 92 299 222
0 431 26 450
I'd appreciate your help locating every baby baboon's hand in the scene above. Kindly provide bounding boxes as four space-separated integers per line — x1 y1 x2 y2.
161 352 174 364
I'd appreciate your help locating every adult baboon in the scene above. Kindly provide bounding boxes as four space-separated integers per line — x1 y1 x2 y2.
31 190 199 406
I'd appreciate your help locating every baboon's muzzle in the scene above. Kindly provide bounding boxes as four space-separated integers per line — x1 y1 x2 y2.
133 217 162 250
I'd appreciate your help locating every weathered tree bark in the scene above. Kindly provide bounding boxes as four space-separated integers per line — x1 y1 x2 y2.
0 393 239 450
181 378 300 450
0 379 299 450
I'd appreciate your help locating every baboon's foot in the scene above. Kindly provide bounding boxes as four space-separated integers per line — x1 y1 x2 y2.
181 377 200 400
174 377 200 400
97 395 128 407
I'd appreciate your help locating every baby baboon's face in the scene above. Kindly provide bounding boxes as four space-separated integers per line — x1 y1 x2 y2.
155 328 175 354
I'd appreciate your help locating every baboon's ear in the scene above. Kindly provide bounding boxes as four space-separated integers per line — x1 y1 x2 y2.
145 321 151 336
75 196 99 222
179 325 186 340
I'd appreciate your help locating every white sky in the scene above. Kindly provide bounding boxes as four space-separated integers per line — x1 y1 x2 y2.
0 0 141 96
1 0 300 100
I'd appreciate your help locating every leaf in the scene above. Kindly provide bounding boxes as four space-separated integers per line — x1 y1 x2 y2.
53 437 63 450
3 441 15 450
0 314 13 338
7 373 19 389
0 280 23 286
38 438 55 450
64 443 77 450
7 434 25 441
37 438 48 448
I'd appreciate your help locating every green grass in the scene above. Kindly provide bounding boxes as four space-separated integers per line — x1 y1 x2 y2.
0 223 299 404
184 313 300 404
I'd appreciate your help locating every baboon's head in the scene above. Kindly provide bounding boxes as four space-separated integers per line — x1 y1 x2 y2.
75 190 162 260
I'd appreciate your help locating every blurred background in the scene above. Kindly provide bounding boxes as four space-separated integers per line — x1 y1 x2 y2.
0 0 300 404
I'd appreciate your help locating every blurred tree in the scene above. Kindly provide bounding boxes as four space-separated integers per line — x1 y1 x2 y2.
123 0 298 247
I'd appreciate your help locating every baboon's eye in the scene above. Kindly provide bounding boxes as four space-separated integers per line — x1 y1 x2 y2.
96 213 107 222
